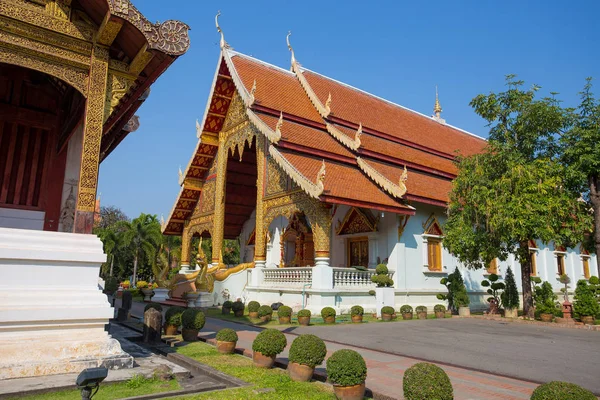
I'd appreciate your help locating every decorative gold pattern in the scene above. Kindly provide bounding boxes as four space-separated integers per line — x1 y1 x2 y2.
356 157 407 198
268 145 325 199
266 155 288 195
254 134 266 260
200 179 216 214
211 140 228 263
335 207 378 235
104 73 133 121
96 13 122 46
45 0 71 21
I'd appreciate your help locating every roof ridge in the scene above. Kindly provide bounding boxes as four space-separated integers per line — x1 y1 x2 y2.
226 49 295 76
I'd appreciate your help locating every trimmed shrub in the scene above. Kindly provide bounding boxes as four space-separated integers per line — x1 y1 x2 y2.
403 362 453 400
534 281 559 315
104 276 119 294
247 301 260 312
252 328 287 357
371 263 394 287
258 305 273 318
277 305 292 318
416 306 427 313
164 306 185 326
144 303 163 313
375 264 389 275
181 309 205 330
438 267 469 311
530 381 596 400
574 279 600 318
326 349 367 387
215 328 238 342
223 300 233 309
434 304 446 313
501 266 519 310
298 309 311 318
321 307 336 318
400 305 413 314
350 305 364 317
381 306 395 315
589 276 599 285
231 300 245 312
481 273 505 305
288 334 327 368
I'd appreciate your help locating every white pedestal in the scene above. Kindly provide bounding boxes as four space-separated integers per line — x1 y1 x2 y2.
376 287 395 317
311 262 333 290
0 228 133 379
153 288 170 302
194 291 213 308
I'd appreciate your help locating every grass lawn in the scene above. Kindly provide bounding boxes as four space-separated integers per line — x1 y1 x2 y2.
175 341 334 399
14 375 180 400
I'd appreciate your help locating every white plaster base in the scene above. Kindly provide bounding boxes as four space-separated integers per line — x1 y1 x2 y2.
153 288 170 302
194 291 213 308
0 228 133 379
376 287 395 317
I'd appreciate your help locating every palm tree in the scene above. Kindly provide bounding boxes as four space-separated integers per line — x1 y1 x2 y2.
118 213 162 286
97 228 119 277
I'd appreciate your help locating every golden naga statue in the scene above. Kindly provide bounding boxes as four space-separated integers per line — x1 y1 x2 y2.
194 238 214 293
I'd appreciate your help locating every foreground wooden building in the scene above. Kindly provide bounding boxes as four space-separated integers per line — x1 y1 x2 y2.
0 0 189 379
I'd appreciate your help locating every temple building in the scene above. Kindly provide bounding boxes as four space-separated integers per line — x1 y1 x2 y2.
164 20 598 313
0 0 189 378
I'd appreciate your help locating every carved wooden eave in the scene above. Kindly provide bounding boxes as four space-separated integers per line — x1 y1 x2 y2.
162 187 184 234
268 145 325 199
356 157 408 198
326 123 361 151
292 62 331 119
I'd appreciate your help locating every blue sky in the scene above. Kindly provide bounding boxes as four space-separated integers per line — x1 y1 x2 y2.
98 0 600 220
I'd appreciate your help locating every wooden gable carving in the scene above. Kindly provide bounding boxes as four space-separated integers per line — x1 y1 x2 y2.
336 207 378 235
422 213 443 236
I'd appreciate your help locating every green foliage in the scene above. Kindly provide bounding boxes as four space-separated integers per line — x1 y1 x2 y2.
320 307 336 318
438 268 470 311
415 306 427 313
223 300 233 309
589 276 599 285
533 281 559 315
144 303 162 313
222 239 240 265
368 290 376 296
288 334 327 368
434 304 446 313
216 328 238 342
530 381 596 400
403 362 453 400
104 276 119 293
371 263 394 287
350 305 364 316
297 309 311 318
326 349 367 387
400 305 413 314
96 205 129 230
252 329 287 357
574 279 600 317
247 301 260 312
381 306 395 315
501 267 520 310
481 273 505 305
165 306 185 326
277 305 292 318
258 305 273 317
182 309 206 330
231 301 245 312
375 264 389 275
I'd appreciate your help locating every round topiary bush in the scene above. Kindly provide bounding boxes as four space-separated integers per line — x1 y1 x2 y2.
181 309 206 330
530 381 596 400
277 305 292 317
400 305 413 314
589 276 599 285
351 305 364 316
247 301 260 313
231 300 245 312
298 309 311 318
381 306 395 315
289 334 327 368
216 328 238 343
375 264 389 275
223 300 233 309
321 307 336 318
403 362 453 400
252 328 287 357
164 306 185 326
416 306 427 313
434 304 446 313
144 302 163 313
326 349 367 387
258 305 273 318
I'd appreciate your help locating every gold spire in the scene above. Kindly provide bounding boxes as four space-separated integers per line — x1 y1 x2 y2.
433 86 442 117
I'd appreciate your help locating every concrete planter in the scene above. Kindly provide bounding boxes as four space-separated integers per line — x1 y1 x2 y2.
381 313 393 321
417 312 427 320
181 328 198 342
351 315 363 323
458 306 470 317
581 316 595 325
152 288 169 302
278 316 291 324
504 308 518 319
402 312 413 320
540 313 554 323
253 351 275 368
435 311 445 319
259 315 271 323
298 316 310 326
288 362 314 382
216 340 236 354
333 383 366 400
140 288 154 302
324 316 335 324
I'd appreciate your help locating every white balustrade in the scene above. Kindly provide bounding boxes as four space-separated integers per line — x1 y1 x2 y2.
333 268 395 288
262 267 313 287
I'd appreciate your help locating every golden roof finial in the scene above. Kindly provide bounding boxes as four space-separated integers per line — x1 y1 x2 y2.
215 11 230 50
433 85 442 117
286 31 296 67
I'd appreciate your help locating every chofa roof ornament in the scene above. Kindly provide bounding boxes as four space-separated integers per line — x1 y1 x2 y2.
286 31 297 68
215 11 230 50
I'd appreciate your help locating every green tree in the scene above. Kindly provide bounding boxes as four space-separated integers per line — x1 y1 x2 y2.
97 228 119 277
501 267 519 310
118 213 162 286
444 76 592 318
95 205 129 230
561 77 600 274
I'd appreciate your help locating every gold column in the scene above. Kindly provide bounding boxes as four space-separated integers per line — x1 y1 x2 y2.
211 135 228 264
254 135 266 266
312 202 332 266
180 225 191 267
74 45 109 234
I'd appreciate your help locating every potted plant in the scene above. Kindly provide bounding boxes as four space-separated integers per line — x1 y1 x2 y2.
183 291 199 308
481 273 504 315
501 267 519 318
321 307 336 324
251 328 287 368
403 362 453 400
121 280 130 289
222 300 233 314
437 267 469 315
434 304 446 319
350 305 364 323
533 281 559 322
530 381 596 400
455 285 471 316
288 334 327 382
326 349 367 400
298 309 311 326
416 306 428 320
164 306 185 335
400 305 413 320
380 306 394 321
181 308 205 342
371 263 394 318
247 301 260 318
232 300 245 317
277 305 292 324
574 279 599 325
136 281 154 301
144 302 162 314
256 305 272 322
215 328 238 354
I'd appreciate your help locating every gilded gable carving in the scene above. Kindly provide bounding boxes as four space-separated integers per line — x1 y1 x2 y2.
266 155 288 196
336 207 378 235
200 179 216 214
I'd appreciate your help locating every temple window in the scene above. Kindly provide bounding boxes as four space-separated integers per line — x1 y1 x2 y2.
580 247 591 279
422 214 444 272
486 258 498 275
528 240 538 276
555 245 567 276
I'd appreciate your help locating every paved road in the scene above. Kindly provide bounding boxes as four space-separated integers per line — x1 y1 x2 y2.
291 318 600 394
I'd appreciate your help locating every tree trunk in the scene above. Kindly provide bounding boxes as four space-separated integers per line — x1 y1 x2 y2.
589 175 600 276
109 255 114 277
133 254 138 286
518 241 534 318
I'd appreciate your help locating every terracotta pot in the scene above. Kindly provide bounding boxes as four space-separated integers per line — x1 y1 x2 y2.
181 328 198 342
248 311 258 318
164 324 178 335
458 306 471 317
216 340 236 354
260 315 272 323
581 315 595 325
288 362 314 382
253 351 275 368
540 313 554 322
324 316 335 324
417 312 427 320
402 312 413 320
222 307 231 315
333 382 366 400
298 316 310 326
381 313 392 321
278 316 291 324
504 308 518 319
351 315 363 323
234 309 244 317
435 311 445 319
391 313 397 320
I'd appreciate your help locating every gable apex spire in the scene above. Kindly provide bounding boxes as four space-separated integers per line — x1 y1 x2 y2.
215 11 230 50
286 31 297 68
432 86 445 124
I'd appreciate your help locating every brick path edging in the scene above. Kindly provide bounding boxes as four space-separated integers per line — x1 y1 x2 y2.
464 315 600 331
